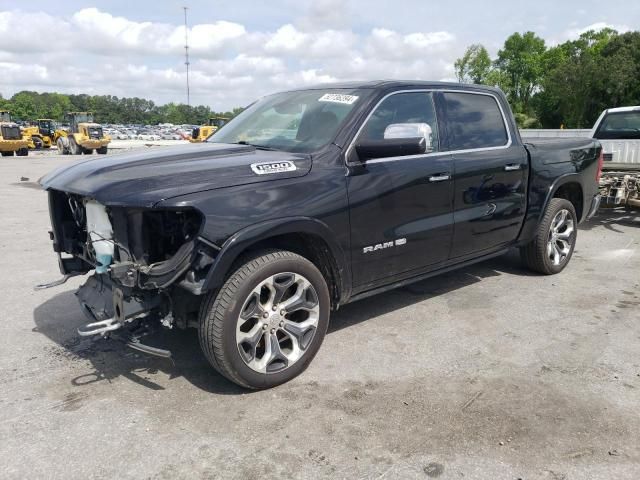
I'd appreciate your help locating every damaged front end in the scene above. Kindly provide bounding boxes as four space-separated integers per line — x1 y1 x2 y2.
41 189 218 354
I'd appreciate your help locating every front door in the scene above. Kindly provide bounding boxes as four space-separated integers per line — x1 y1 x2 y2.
347 91 454 289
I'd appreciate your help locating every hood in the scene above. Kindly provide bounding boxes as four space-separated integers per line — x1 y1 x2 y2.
40 143 312 207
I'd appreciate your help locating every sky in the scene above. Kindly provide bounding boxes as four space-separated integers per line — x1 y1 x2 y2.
0 0 638 110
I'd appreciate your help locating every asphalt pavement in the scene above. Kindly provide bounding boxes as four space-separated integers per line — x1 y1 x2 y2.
1 152 639 479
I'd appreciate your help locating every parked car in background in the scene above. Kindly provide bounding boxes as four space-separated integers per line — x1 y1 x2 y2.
591 106 640 167
591 106 640 209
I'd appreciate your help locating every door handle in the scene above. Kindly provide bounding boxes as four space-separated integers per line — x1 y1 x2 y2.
484 203 497 216
504 164 521 171
428 173 451 182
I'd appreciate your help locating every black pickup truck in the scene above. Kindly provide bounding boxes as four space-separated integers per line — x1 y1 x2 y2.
39 81 602 389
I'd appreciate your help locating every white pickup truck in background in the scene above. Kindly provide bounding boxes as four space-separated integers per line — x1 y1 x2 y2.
591 106 640 209
591 106 640 167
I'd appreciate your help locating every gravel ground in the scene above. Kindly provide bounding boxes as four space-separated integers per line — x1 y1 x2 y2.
1 152 639 480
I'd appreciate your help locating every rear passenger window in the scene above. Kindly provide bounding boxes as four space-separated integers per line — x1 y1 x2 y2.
443 92 508 150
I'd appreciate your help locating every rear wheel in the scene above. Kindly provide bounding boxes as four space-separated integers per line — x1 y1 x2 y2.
82 147 93 154
16 148 28 156
520 198 577 274
32 137 43 150
199 250 330 389
1 151 13 157
96 146 108 154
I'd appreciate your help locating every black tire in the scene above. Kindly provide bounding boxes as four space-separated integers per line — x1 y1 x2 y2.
520 198 578 275
96 146 108 154
199 250 330 389
83 147 93 154
32 137 43 150
1 151 13 157
69 137 81 155
16 147 28 156
57 138 68 154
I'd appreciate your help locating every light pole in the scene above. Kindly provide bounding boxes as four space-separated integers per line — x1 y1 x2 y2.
183 6 190 107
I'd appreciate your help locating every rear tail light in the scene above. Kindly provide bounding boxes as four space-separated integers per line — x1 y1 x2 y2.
596 149 604 183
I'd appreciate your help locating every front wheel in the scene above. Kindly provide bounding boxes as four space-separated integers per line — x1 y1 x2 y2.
69 137 81 155
57 138 68 154
96 146 108 154
520 198 578 274
199 250 330 389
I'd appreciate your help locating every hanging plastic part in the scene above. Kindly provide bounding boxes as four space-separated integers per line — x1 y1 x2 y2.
34 272 82 291
77 317 121 336
123 336 172 358
85 200 114 274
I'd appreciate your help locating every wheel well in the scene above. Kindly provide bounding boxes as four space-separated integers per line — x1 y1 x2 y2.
233 233 343 309
553 182 583 221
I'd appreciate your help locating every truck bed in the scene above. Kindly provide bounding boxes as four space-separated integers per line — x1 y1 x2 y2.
523 137 600 165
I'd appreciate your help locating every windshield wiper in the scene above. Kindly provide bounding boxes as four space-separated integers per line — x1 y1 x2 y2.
234 141 278 151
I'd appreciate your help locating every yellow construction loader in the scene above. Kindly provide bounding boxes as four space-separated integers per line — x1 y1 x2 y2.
190 116 229 142
57 112 110 155
0 111 29 157
22 119 61 149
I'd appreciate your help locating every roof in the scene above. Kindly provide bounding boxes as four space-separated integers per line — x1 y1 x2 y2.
605 106 640 113
286 80 502 94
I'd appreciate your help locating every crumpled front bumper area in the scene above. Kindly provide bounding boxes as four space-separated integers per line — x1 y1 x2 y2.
76 274 162 326
75 274 173 357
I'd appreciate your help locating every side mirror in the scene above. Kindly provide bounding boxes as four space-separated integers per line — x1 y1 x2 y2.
355 137 426 160
353 122 434 161
384 122 433 151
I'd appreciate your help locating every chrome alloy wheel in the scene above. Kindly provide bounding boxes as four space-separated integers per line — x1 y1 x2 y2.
236 272 320 374
547 209 574 266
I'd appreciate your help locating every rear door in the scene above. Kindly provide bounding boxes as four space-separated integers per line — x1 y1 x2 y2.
442 91 528 258
346 91 454 288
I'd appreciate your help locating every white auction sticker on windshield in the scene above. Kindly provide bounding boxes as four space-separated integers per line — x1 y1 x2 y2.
318 93 359 105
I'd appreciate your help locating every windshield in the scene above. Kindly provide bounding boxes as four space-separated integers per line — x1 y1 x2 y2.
208 89 367 153
594 111 640 140
39 120 54 132
70 113 94 124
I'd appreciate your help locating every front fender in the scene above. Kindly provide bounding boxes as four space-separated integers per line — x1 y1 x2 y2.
201 216 351 303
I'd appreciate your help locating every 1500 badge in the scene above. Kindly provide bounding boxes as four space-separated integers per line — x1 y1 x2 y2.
363 238 407 253
251 161 297 175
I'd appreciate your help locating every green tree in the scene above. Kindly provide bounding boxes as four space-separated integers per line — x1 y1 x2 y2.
12 91 44 119
495 31 546 113
599 31 640 108
535 28 623 127
454 44 492 84
0 89 245 125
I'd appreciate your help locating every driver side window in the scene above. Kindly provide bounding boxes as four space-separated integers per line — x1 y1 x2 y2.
360 92 439 153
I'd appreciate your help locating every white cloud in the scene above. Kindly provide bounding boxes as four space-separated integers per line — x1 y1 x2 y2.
265 24 308 52
366 28 455 61
0 7 459 109
563 21 630 41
